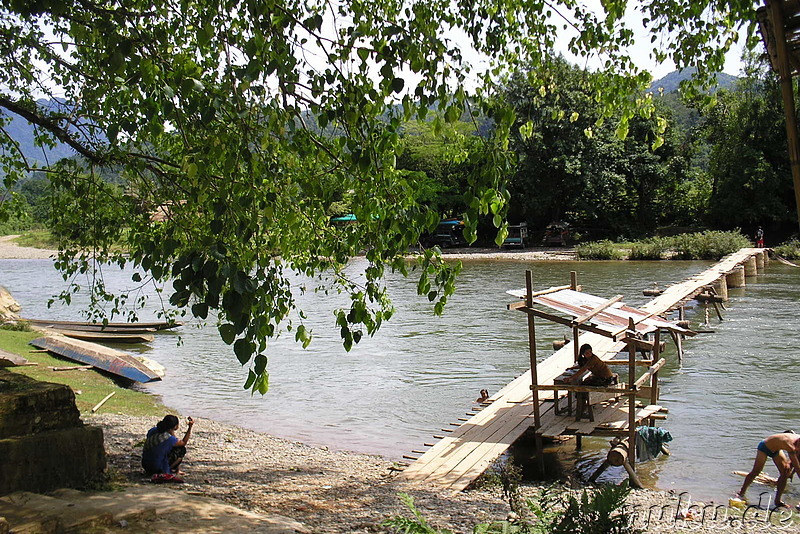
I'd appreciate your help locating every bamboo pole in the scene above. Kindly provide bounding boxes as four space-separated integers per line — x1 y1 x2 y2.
570 271 580 363
526 271 545 470
91 391 115 413
627 317 636 472
649 331 660 427
766 0 800 233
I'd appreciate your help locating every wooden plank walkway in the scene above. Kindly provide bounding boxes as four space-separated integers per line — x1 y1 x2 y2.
641 248 762 315
398 248 767 493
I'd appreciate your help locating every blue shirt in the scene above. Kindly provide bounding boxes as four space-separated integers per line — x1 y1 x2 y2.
141 426 178 474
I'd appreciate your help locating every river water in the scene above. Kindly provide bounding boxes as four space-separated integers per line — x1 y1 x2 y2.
2 257 798 502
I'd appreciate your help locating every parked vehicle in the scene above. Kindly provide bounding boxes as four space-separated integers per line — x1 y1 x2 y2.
503 223 528 248
542 221 570 246
426 219 467 248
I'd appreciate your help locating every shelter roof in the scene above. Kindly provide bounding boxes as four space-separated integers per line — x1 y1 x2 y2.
506 288 688 337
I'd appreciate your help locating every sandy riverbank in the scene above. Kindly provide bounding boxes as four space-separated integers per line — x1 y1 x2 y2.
0 235 578 262
0 235 57 259
87 413 794 533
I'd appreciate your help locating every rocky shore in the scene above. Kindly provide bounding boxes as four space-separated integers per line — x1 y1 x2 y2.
88 413 795 533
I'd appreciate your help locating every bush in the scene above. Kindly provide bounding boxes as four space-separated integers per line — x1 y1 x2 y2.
13 230 59 249
576 240 625 260
383 493 453 534
774 238 800 260
385 483 637 534
667 230 751 260
628 237 669 260
551 483 635 534
0 321 32 332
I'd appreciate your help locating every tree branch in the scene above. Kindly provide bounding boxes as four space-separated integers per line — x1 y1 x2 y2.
0 96 105 164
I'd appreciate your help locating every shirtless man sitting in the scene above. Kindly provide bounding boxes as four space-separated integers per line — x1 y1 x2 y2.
737 432 800 508
572 344 618 386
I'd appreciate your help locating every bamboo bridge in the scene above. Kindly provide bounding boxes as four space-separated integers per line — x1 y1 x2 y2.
398 248 771 493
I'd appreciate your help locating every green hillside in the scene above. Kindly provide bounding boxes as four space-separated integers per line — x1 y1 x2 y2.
649 68 739 94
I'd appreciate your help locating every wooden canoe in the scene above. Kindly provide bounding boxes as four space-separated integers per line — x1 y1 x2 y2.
0 349 33 367
55 329 155 344
23 318 181 332
29 336 164 383
28 323 157 334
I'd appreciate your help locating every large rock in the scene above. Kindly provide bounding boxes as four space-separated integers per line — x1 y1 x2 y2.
0 370 106 496
0 426 106 495
0 371 81 438
0 287 20 323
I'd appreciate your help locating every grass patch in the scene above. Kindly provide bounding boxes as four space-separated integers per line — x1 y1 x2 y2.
575 240 625 260
774 238 800 260
0 329 168 417
13 230 60 249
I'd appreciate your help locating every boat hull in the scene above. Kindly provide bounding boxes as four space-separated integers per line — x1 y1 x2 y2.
56 330 156 344
29 336 164 383
24 318 181 332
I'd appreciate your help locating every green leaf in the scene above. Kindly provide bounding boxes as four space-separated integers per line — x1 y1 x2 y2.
254 353 268 375
391 77 405 93
192 302 209 319
234 338 253 364
255 371 270 394
243 370 256 390
219 323 236 345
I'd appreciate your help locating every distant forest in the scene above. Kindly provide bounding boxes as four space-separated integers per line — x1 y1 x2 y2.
3 61 797 244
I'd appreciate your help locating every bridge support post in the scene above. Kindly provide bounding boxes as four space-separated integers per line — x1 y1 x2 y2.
726 266 745 288
712 277 728 301
744 257 758 277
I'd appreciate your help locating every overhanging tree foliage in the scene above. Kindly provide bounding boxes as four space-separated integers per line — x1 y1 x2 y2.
701 57 796 230
0 0 756 391
504 58 690 237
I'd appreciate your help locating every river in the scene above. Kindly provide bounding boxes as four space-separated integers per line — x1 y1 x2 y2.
2 256 798 502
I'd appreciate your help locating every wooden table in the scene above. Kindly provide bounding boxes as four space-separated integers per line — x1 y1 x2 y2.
552 368 588 416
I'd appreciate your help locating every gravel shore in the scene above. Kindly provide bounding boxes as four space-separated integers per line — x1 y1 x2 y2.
87 413 797 533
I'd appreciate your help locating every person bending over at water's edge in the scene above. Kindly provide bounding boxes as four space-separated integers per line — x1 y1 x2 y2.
737 432 800 508
142 415 194 476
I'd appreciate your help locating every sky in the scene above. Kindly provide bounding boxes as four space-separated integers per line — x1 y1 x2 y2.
558 2 750 79
450 1 751 88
